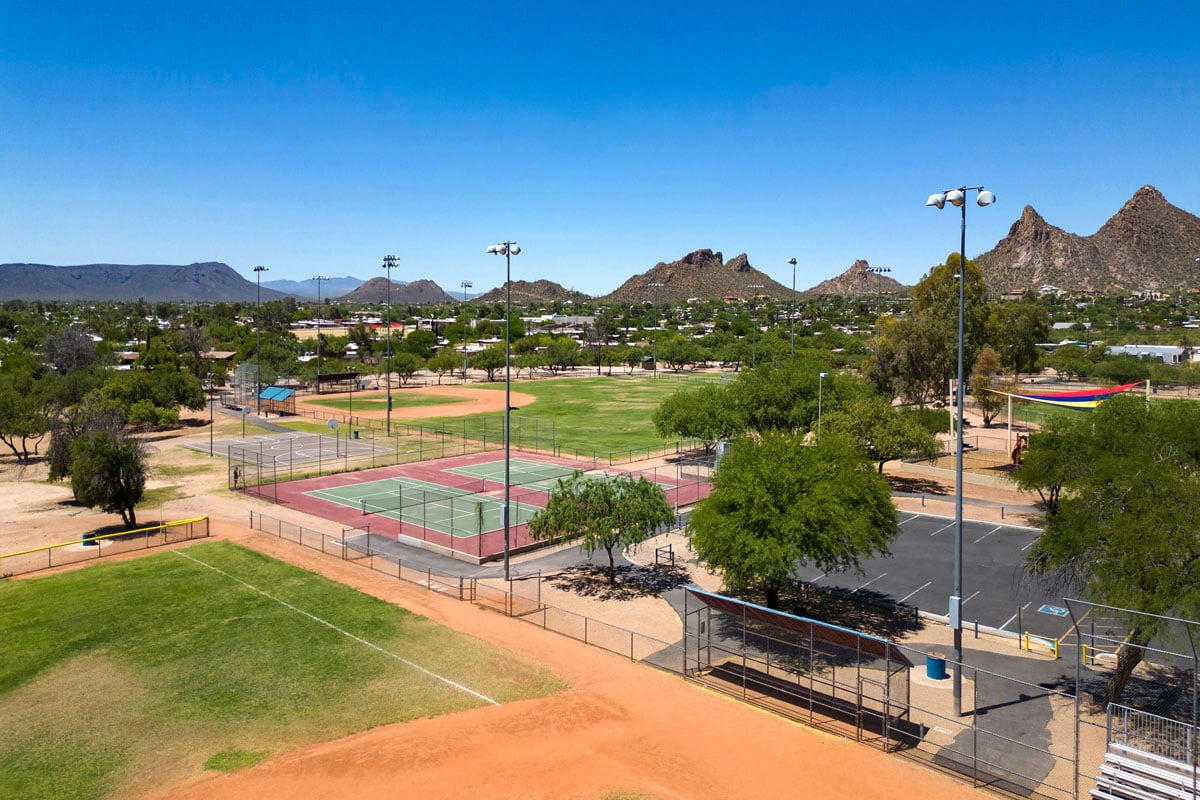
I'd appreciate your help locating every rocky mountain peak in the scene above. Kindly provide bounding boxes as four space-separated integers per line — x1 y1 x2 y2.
807 259 908 297
680 249 722 267
976 185 1200 294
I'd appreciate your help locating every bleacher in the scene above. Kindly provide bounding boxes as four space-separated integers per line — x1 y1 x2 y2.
1091 742 1197 800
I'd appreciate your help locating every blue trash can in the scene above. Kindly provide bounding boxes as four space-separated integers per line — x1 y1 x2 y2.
926 655 948 680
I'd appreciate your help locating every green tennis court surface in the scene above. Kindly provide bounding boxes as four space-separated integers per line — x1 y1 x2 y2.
304 475 541 538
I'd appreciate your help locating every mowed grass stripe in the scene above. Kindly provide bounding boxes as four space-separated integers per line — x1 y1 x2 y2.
172 549 500 705
0 542 563 800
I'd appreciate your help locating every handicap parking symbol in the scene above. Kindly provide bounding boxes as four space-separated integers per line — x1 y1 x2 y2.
1038 604 1069 617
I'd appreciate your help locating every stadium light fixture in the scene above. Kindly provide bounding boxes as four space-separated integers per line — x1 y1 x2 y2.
646 281 665 375
787 258 798 357
382 256 397 434
488 241 520 581
460 280 473 382
927 184 994 718
312 275 329 391
746 284 764 366
253 265 268 414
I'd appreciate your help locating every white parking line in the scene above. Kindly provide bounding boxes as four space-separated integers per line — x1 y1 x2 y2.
898 514 920 525
810 572 827 584
974 525 1002 543
1021 537 1040 552
853 573 888 592
930 522 955 537
961 590 980 605
897 581 932 603
999 602 1033 631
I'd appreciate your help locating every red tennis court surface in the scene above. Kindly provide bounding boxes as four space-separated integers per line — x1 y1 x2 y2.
259 450 711 563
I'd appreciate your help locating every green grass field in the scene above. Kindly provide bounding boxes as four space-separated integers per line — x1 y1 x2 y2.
0 541 564 799
306 393 469 412
423 375 716 456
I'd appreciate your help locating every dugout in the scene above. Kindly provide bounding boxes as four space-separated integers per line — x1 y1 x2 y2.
683 587 918 751
314 371 359 394
258 386 296 416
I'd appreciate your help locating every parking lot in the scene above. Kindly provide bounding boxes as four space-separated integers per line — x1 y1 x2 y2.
791 511 1075 642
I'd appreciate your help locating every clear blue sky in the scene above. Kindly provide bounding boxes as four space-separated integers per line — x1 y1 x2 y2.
2 2 1197 296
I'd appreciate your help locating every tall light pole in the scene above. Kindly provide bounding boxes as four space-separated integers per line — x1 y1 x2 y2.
487 241 520 581
382 256 397 434
646 281 664 376
746 284 763 366
927 185 995 717
253 265 268 413
460 280 473 382
311 275 329 393
817 371 828 441
787 257 798 357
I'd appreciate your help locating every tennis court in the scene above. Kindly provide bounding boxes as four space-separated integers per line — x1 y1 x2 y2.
304 474 541 539
267 451 712 563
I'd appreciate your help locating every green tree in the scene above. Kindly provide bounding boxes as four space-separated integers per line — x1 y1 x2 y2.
47 392 126 486
985 302 1048 376
0 369 49 463
969 346 1007 427
543 339 581 374
1047 344 1089 382
390 351 422 385
688 431 899 608
652 384 743 455
528 473 674 584
1022 395 1200 705
822 396 942 472
470 346 508 381
400 329 438 358
71 429 147 527
425 351 461 385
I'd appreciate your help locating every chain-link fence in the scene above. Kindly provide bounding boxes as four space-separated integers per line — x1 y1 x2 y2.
0 516 211 578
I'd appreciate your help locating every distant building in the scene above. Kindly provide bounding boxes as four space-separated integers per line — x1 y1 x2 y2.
1105 344 1186 364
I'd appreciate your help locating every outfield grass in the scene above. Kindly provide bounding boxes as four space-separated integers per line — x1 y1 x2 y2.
422 375 717 456
306 393 469 412
0 541 564 799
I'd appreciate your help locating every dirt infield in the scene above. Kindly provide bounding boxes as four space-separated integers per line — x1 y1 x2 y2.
294 384 538 421
148 522 983 800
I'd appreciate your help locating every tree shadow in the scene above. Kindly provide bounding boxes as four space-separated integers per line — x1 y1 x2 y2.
886 475 947 496
546 563 692 601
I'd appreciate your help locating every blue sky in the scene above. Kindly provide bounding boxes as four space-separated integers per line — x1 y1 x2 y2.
2 2 1197 296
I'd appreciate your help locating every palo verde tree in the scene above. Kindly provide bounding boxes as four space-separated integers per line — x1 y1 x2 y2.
528 472 674 584
1020 394 1200 706
688 431 899 609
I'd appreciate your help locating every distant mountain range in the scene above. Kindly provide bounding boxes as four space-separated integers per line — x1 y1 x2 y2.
806 260 909 297
601 249 789 304
975 185 1200 295
0 262 291 302
475 279 590 305
262 276 366 299
7 190 1196 305
334 277 456 304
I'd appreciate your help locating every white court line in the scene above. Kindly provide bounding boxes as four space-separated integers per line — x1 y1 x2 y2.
999 602 1033 631
853 572 888 592
173 550 499 706
898 581 932 604
930 521 955 537
974 525 1002 543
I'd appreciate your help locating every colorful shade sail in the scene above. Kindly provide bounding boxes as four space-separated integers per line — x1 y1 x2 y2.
989 381 1142 409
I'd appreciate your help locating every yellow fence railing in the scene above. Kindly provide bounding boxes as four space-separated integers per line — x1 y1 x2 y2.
0 516 211 579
